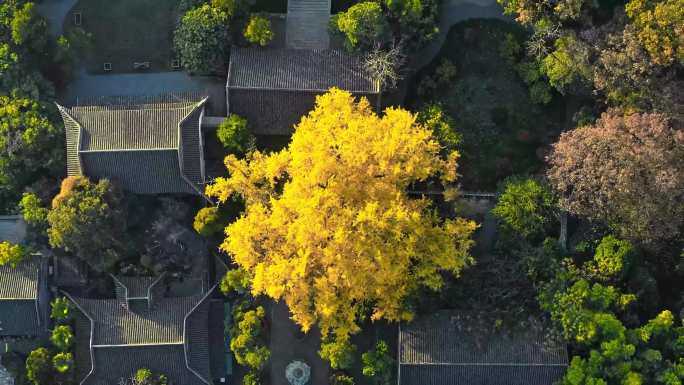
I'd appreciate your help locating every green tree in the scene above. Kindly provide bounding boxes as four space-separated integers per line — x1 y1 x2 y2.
242 372 260 385
0 96 64 211
382 0 440 48
362 340 395 385
47 176 126 272
319 335 356 370
174 4 230 74
0 241 26 267
333 2 388 50
50 297 74 324
492 177 557 240
216 114 254 155
220 268 251 294
25 347 52 385
230 304 270 371
193 207 224 237
51 352 73 374
417 104 461 156
20 192 48 226
50 325 74 352
541 33 591 92
244 15 273 47
587 235 634 280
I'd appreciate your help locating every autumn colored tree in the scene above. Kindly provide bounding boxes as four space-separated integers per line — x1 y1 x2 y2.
625 0 683 66
47 176 126 271
207 89 476 340
547 111 684 243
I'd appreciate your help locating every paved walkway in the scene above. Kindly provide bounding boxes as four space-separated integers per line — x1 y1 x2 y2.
0 355 13 385
286 0 331 49
36 0 79 36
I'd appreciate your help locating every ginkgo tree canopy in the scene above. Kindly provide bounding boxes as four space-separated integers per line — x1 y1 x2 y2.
207 89 476 339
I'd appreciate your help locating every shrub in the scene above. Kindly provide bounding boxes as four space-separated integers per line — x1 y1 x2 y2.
193 207 225 237
230 304 270 370
589 236 634 280
133 368 168 385
220 268 251 294
216 114 254 155
331 375 355 385
319 336 356 370
417 104 461 155
50 325 74 352
19 192 48 226
244 15 273 47
362 340 395 384
50 297 74 324
0 241 27 268
26 348 52 385
243 372 260 385
492 177 557 240
52 352 73 374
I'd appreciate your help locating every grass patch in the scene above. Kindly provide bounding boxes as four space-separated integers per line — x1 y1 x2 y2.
64 0 181 74
407 19 567 191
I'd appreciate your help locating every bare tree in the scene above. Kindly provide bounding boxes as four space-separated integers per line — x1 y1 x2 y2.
363 43 406 91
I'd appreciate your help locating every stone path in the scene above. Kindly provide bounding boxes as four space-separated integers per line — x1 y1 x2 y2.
286 0 331 49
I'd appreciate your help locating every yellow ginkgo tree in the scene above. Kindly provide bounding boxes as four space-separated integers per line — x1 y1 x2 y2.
207 89 476 340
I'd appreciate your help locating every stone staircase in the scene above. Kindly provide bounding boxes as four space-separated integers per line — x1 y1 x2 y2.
286 0 332 49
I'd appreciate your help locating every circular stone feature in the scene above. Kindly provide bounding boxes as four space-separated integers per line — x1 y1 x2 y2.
285 360 311 385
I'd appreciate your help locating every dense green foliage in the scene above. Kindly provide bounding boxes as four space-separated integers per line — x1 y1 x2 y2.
51 352 73 374
50 297 74 324
173 4 231 74
230 303 270 371
319 336 356 370
333 2 388 50
20 192 48 226
243 15 273 47
361 340 395 385
25 348 52 385
193 207 224 237
220 268 251 294
492 177 556 240
134 368 169 385
47 177 126 272
50 325 74 352
0 241 27 267
216 114 254 155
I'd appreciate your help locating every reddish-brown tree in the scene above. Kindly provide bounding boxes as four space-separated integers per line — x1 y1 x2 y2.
547 111 684 242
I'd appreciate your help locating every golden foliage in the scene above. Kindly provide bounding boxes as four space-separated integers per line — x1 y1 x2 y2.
207 89 476 338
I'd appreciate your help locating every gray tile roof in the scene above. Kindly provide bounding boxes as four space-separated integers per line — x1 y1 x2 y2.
0 258 39 299
86 345 207 385
114 276 159 299
0 258 41 338
72 296 201 345
399 311 568 385
227 48 379 93
69 286 217 385
57 94 208 196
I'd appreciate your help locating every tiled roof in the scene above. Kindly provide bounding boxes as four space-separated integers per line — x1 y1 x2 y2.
114 276 159 299
0 258 41 337
85 345 207 385
399 311 568 385
400 364 568 385
72 296 201 345
0 258 39 299
57 94 207 196
70 286 217 385
227 48 379 93
0 300 39 337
